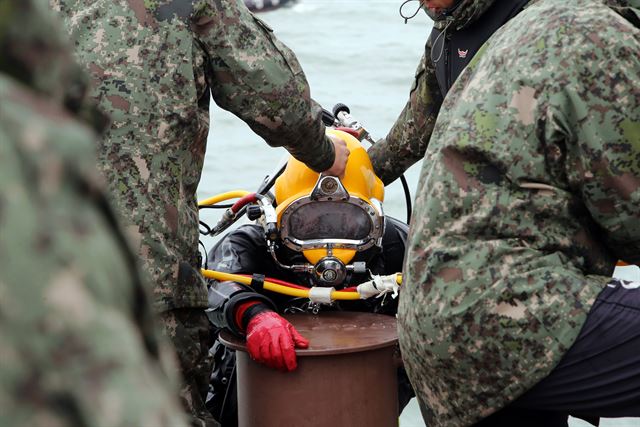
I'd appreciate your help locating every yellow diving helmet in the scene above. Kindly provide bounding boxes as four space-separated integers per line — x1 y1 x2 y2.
273 129 385 287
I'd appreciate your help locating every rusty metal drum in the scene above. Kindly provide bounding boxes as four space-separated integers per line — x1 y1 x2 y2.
220 311 399 427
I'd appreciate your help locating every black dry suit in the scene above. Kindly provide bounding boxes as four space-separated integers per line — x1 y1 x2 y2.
429 0 530 96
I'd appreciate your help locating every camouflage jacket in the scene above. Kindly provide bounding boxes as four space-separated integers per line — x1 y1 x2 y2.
369 0 511 185
51 0 336 312
0 1 186 425
398 1 640 426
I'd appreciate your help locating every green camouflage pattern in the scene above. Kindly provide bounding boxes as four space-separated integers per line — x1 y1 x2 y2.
0 0 104 128
369 0 499 185
398 0 640 426
0 1 186 425
50 0 336 313
0 0 80 101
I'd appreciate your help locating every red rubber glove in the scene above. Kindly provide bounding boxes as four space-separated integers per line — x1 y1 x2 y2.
245 311 309 372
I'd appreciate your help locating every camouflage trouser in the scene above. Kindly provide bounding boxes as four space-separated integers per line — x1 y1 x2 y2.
160 308 219 427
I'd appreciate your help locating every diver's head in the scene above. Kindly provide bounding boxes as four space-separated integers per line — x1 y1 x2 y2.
273 130 385 288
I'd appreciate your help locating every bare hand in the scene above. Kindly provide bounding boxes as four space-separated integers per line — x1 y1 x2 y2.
322 134 350 178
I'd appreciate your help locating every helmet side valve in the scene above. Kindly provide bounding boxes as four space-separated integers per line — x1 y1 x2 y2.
331 102 412 224
332 103 375 145
209 192 259 236
254 194 279 241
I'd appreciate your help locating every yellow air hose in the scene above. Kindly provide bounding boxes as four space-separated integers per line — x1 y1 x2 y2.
201 269 362 301
198 190 251 207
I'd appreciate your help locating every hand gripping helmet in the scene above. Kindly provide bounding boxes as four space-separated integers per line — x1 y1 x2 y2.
273 129 385 288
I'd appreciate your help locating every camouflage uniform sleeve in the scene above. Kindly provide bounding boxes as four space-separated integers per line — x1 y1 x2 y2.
192 0 335 173
368 45 444 185
559 27 640 264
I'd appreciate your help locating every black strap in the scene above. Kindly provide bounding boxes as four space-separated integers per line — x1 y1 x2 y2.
241 302 272 331
250 273 266 292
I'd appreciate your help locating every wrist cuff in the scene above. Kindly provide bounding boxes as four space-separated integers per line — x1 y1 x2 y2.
240 303 272 332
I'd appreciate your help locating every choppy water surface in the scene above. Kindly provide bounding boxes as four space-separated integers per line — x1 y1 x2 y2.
198 2 639 426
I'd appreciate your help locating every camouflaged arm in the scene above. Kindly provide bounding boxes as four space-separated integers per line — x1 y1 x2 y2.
368 49 443 185
195 0 334 172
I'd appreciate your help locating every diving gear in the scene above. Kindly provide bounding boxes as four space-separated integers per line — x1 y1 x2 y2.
273 130 385 287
